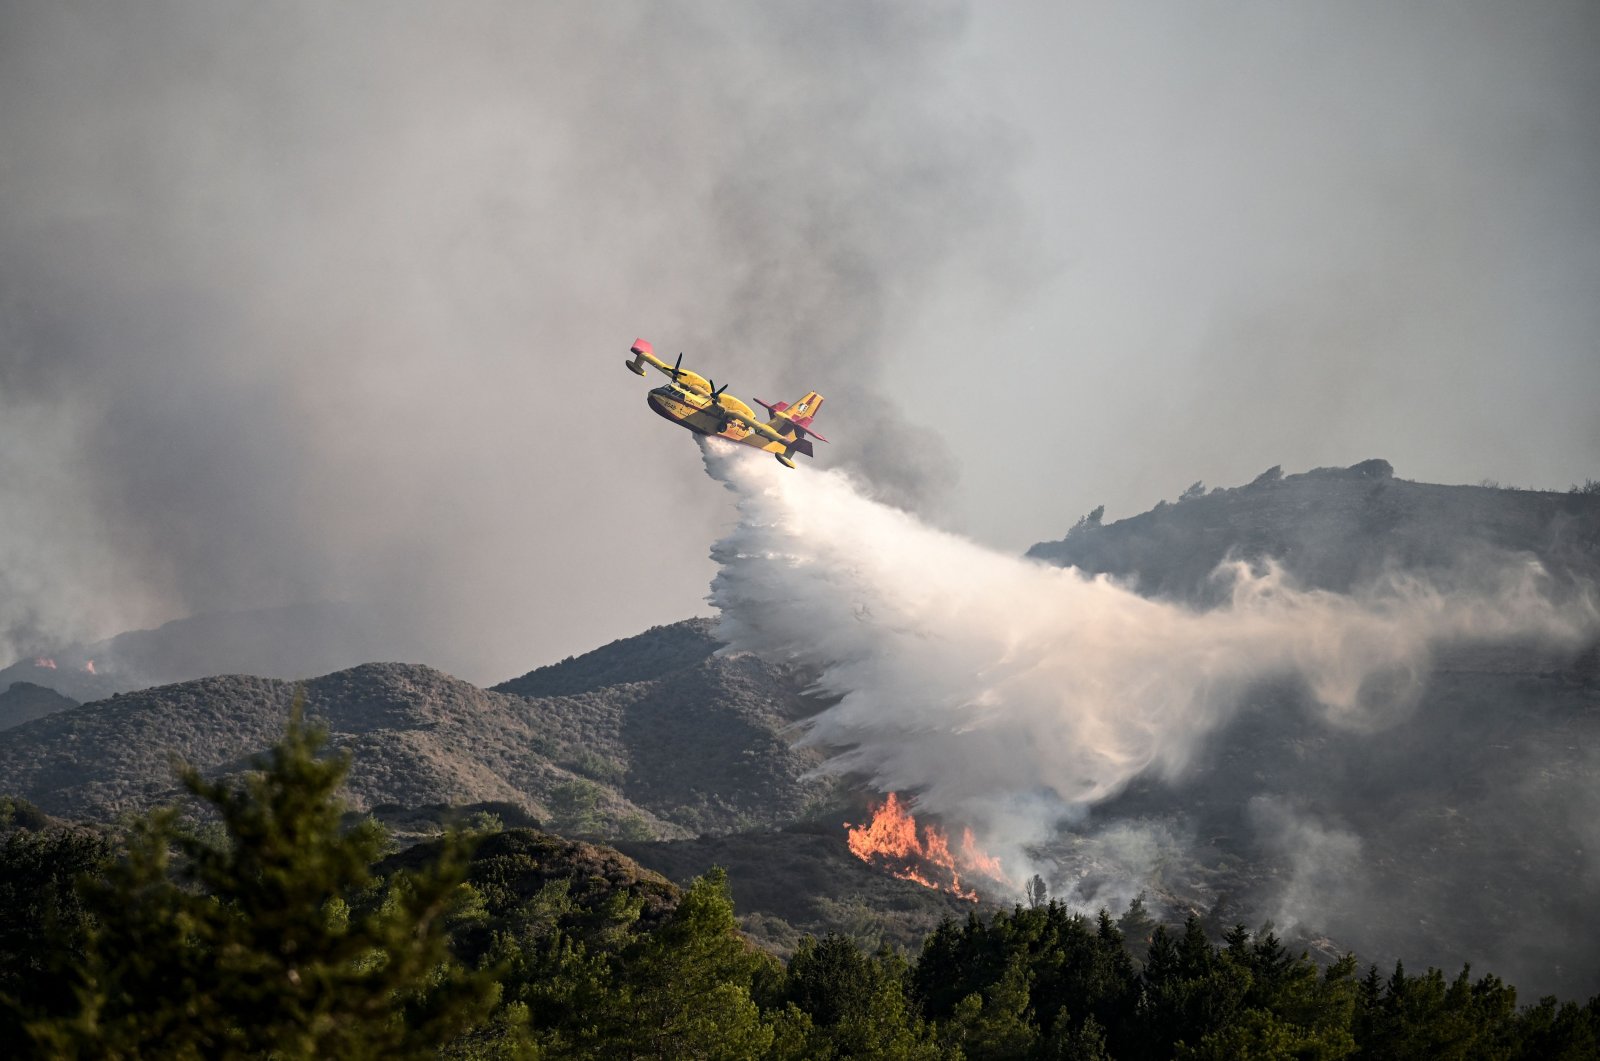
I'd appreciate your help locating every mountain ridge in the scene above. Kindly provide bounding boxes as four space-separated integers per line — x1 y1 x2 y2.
1028 459 1600 604
0 634 834 837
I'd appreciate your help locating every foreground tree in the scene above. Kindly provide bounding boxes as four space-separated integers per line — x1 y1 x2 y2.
23 700 496 1060
781 933 947 1060
0 825 115 1044
608 868 775 1060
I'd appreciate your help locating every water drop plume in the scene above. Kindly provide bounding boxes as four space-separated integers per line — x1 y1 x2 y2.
702 439 1595 864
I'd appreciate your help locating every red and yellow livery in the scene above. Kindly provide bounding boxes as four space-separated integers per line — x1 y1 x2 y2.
624 338 828 468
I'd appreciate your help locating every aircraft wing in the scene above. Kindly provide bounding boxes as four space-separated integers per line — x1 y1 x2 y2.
630 340 672 375
627 339 692 382
720 406 791 445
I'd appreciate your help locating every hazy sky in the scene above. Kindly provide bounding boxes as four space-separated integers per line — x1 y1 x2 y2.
2 1 1596 681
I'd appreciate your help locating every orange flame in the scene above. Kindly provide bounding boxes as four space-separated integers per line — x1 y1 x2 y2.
32 657 57 670
844 793 1009 902
960 827 1005 879
82 660 96 674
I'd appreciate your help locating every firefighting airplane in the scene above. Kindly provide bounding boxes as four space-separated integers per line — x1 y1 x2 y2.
624 338 827 468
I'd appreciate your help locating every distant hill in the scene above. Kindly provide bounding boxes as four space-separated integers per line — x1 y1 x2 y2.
0 601 427 703
0 682 78 732
496 617 722 698
1028 459 1600 603
0 659 119 705
494 624 837 834
1025 460 1600 999
0 623 834 838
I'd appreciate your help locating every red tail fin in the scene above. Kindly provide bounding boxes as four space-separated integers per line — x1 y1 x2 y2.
787 391 827 442
756 392 828 442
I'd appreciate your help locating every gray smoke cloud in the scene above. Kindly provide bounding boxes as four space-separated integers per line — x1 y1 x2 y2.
702 439 1598 978
5 2 1595 680
0 1 1021 678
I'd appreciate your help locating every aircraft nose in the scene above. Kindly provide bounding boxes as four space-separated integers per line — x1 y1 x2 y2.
645 390 678 423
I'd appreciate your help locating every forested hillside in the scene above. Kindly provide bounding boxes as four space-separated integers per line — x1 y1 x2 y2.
3 720 1596 1059
615 825 979 957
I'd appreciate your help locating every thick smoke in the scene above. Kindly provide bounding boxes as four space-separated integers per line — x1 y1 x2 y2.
0 1 1017 678
703 439 1596 880
5 2 1594 683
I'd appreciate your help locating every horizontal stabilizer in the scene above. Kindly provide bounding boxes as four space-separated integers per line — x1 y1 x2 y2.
759 391 827 443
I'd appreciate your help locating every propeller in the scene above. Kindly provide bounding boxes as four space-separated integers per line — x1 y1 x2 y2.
706 381 732 424
671 352 683 379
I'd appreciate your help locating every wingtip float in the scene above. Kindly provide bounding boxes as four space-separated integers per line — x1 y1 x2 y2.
624 338 828 469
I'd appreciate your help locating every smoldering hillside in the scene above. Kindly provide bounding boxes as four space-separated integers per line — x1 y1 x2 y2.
703 442 1600 998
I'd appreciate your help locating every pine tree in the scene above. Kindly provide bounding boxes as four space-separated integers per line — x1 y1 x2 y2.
1144 925 1180 987
952 952 1037 1060
0 827 115 1043
1043 1011 1112 1061
606 867 775 1060
1118 895 1157 969
785 933 880 1027
26 698 496 1059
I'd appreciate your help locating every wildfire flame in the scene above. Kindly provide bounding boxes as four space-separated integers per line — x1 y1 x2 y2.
83 660 96 674
32 657 57 670
844 792 1009 902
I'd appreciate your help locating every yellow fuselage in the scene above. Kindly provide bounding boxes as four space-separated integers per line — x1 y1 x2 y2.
647 382 794 457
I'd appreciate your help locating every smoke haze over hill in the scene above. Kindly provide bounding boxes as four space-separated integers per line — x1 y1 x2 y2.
4 2 1597 678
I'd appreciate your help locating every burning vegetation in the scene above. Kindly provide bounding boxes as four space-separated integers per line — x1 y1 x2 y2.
844 792 1008 901
29 657 94 673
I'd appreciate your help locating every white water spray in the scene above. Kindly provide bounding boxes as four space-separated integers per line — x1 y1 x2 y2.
702 440 1595 871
